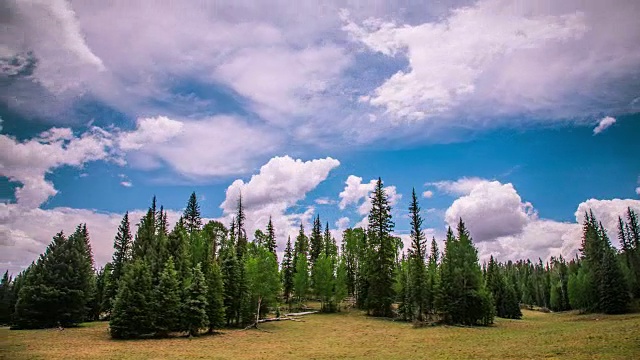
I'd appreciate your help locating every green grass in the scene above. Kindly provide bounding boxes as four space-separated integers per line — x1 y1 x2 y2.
2 310 639 359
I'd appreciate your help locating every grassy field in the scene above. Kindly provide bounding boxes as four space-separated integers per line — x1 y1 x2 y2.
2 309 639 360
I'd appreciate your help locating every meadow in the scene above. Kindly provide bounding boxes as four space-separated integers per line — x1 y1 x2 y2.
2 309 639 360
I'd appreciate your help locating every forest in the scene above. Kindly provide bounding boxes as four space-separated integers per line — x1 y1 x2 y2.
0 178 638 339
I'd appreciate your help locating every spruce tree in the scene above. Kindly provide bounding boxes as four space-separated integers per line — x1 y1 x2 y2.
183 263 208 337
408 188 427 321
282 237 295 305
597 224 628 314
184 192 203 235
293 223 309 276
365 178 396 317
206 261 225 333
106 212 133 312
265 217 277 257
309 215 324 267
0 271 12 325
154 258 181 337
324 222 337 259
220 241 240 326
235 194 247 259
110 260 155 339
426 237 439 314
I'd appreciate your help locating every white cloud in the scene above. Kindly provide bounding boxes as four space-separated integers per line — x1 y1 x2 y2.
636 187 640 196
335 216 350 230
593 116 616 135
338 175 402 228
343 0 640 124
218 155 340 256
422 190 433 198
120 181 132 188
0 127 114 208
445 181 534 242
440 177 640 263
428 177 489 196
315 197 336 205
118 115 281 178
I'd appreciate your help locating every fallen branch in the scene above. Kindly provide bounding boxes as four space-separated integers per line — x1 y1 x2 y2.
284 311 318 316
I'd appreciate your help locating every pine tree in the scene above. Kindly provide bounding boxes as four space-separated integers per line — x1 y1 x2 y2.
324 222 337 259
184 192 203 235
154 258 181 337
104 212 133 313
0 271 12 325
206 261 225 333
365 178 396 317
293 223 309 276
426 237 439 314
408 189 427 321
132 198 158 266
265 217 277 257
310 215 324 267
235 194 247 259
220 241 240 326
282 237 295 305
110 260 154 339
183 263 208 336
597 224 628 314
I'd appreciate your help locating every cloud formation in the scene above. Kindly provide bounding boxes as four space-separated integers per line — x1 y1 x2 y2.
593 116 616 135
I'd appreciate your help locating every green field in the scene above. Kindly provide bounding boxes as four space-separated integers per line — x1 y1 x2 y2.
2 309 639 360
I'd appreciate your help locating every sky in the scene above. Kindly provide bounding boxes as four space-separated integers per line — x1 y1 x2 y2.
1 0 639 275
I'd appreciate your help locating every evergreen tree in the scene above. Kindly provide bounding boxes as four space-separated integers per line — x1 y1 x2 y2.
235 194 247 259
0 271 12 325
426 237 439 314
220 241 241 326
206 261 225 333
293 223 309 277
282 237 295 305
184 192 203 235
265 217 277 257
154 258 181 337
132 198 158 262
365 178 396 317
183 263 208 336
407 189 427 321
324 222 337 259
105 212 132 312
486 256 521 319
309 215 324 267
395 257 412 321
598 224 628 314
110 260 154 339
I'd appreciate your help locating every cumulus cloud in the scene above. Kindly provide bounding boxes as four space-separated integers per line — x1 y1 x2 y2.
422 190 433 198
440 177 640 263
0 127 114 208
593 116 616 135
218 156 340 256
338 175 401 228
335 216 351 230
118 115 279 178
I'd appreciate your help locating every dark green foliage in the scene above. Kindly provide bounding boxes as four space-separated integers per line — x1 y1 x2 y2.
437 222 494 326
426 237 439 314
282 237 295 304
14 226 96 329
206 261 225 332
395 257 412 321
0 271 13 324
598 226 628 314
309 215 324 267
485 256 521 319
265 217 277 256
109 260 154 339
132 198 157 262
365 178 396 317
220 241 241 326
105 212 132 313
324 222 337 260
183 263 208 336
154 258 181 336
235 194 247 259
184 192 202 235
407 189 427 321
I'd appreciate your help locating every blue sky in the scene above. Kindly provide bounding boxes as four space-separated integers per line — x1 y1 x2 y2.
1 0 639 274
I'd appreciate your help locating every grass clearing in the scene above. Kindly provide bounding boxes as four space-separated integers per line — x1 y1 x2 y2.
2 309 639 359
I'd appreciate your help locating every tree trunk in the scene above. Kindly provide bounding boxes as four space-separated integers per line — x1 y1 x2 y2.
255 297 262 328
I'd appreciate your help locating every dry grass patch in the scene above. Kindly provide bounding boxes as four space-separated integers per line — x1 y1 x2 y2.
2 310 639 359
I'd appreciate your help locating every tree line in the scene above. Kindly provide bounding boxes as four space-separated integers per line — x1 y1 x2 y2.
0 179 638 337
